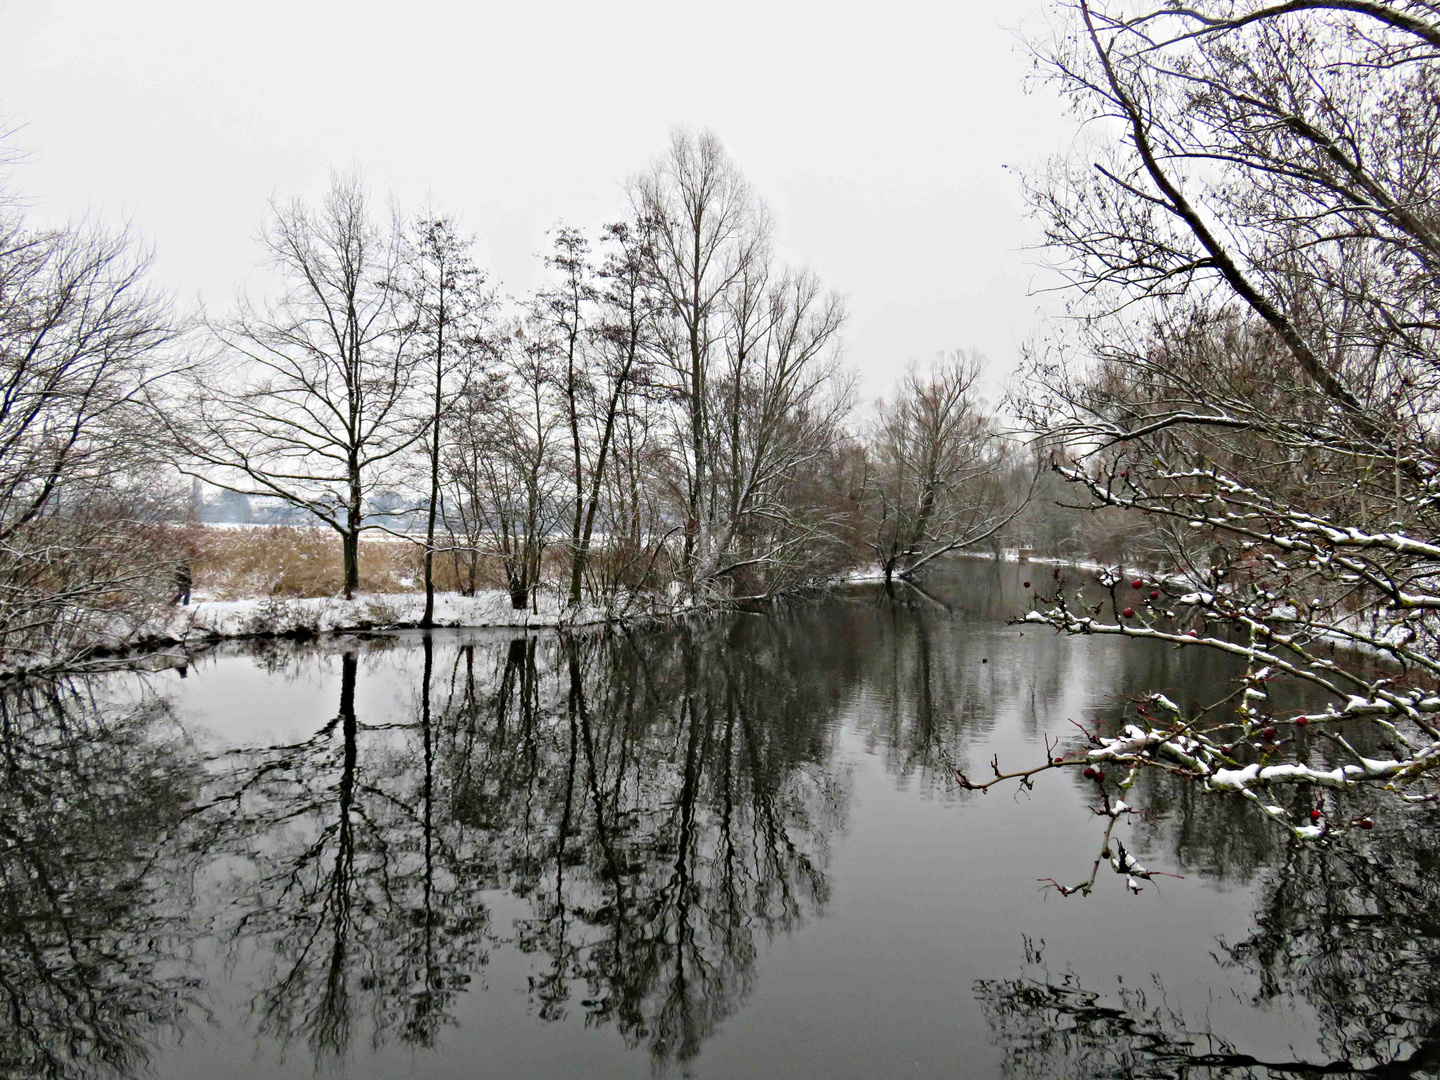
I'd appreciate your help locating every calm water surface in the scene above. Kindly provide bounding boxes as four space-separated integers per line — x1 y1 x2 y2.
4 561 1438 1078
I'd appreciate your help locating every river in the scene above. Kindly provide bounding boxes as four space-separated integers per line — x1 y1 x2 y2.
3 560 1435 1078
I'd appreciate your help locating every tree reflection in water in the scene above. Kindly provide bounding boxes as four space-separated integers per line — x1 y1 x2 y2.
194 643 491 1063
185 617 844 1069
12 590 1440 1078
437 621 844 1067
976 794 1440 1078
0 679 202 1080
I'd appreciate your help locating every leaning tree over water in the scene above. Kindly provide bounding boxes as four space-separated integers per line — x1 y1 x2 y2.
988 0 1440 861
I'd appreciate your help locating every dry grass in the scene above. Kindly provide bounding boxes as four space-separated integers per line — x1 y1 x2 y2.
185 526 538 600
187 527 407 599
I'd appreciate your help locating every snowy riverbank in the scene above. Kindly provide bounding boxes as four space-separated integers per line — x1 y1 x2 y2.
161 590 623 640
0 590 672 679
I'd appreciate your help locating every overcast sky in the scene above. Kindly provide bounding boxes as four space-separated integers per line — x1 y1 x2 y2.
1 0 1071 403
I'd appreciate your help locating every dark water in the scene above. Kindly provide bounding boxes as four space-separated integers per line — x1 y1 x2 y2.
4 561 1438 1079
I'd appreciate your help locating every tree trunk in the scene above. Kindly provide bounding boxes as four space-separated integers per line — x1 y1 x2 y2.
344 463 362 599
569 343 636 605
422 380 442 627
569 525 589 605
685 242 706 580
342 527 360 599
507 545 529 610
568 353 584 608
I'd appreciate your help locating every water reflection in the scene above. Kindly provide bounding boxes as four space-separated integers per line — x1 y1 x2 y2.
977 802 1440 1077
2 568 1440 1078
1224 806 1440 1072
192 646 491 1062
165 617 847 1072
0 681 202 1079
429 623 844 1066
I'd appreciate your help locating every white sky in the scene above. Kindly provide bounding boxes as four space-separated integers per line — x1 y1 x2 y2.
1 0 1072 404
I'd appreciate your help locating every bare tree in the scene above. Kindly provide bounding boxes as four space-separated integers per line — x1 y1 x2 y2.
398 214 494 626
631 130 769 583
705 268 852 598
178 173 417 599
865 353 1034 585
533 226 598 606
596 344 675 610
565 217 660 605
0 164 183 662
629 131 862 601
443 319 564 610
434 374 499 598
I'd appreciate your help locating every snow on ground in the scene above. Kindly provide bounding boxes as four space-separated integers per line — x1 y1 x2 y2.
843 551 1192 585
0 588 690 679
845 566 890 583
162 589 614 641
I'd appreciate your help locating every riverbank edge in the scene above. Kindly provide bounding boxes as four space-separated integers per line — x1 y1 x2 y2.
0 589 693 681
0 551 1181 680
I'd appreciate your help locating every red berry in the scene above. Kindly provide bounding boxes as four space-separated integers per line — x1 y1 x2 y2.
1187 629 1198 637
1122 608 1135 618
1295 717 1308 727
1052 757 1064 765
1093 770 1106 783
1132 579 1143 589
1309 809 1321 821
1149 590 1160 600
1023 581 1031 588
1083 766 1096 779
1358 817 1374 830
1261 726 1277 740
